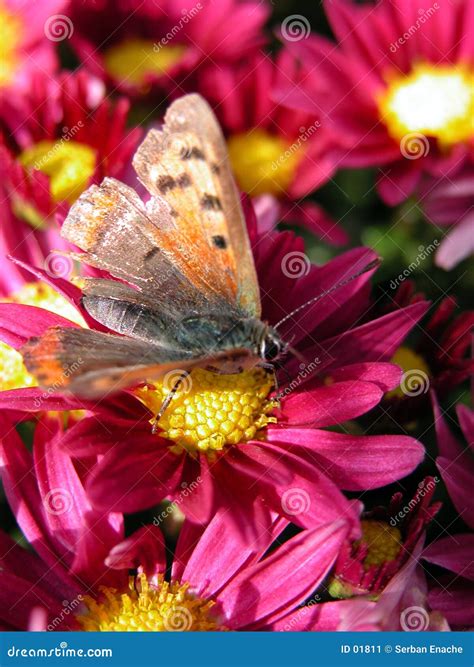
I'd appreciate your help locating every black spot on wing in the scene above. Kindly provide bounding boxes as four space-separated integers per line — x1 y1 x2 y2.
144 247 160 262
201 194 223 211
212 235 227 249
157 175 175 193
181 146 205 160
176 173 192 187
211 163 221 174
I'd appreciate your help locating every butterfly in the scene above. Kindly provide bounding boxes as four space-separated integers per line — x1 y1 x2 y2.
21 94 378 409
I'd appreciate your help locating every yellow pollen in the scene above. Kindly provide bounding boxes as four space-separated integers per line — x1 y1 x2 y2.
0 282 85 391
0 1 21 87
378 63 474 148
76 574 225 632
386 346 430 399
20 140 96 204
227 129 303 196
135 367 277 457
103 39 186 88
359 520 402 569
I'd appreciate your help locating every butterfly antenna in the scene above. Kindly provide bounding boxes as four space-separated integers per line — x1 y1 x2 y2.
274 258 381 330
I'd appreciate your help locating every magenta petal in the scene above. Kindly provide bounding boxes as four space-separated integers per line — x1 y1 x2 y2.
0 418 74 583
106 525 166 577
329 362 402 392
86 439 184 513
437 456 474 530
0 573 62 630
431 392 464 460
181 508 284 600
282 380 383 427
268 428 424 490
423 534 474 581
428 582 474 627
0 303 76 349
178 455 215 524
219 520 348 629
230 443 359 530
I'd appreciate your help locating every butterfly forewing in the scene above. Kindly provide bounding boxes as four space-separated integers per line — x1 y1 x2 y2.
133 93 261 318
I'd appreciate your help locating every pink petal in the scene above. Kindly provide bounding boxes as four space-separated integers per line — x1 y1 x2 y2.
423 534 474 582
437 456 474 530
0 303 76 349
219 520 348 629
268 428 425 490
106 525 166 577
282 380 383 427
328 362 402 392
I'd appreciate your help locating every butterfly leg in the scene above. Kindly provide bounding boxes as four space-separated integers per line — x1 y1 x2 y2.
151 371 190 434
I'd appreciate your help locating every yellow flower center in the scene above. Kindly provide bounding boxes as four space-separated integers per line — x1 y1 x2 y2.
359 520 402 569
103 39 185 88
135 368 277 458
0 1 21 87
0 282 85 391
386 346 430 399
76 574 224 632
227 129 303 196
378 63 474 148
20 140 96 204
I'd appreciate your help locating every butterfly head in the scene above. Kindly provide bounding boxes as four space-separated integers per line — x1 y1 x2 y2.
259 328 285 362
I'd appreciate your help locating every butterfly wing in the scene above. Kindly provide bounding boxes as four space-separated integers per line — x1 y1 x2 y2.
21 327 253 398
132 93 261 318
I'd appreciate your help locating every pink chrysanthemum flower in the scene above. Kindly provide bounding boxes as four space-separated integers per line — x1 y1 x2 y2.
0 205 427 531
0 420 354 631
284 0 473 206
329 478 441 599
198 52 347 246
68 0 270 98
0 0 66 94
0 71 141 294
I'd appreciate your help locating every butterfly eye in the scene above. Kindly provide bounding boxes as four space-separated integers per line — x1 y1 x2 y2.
261 337 281 362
